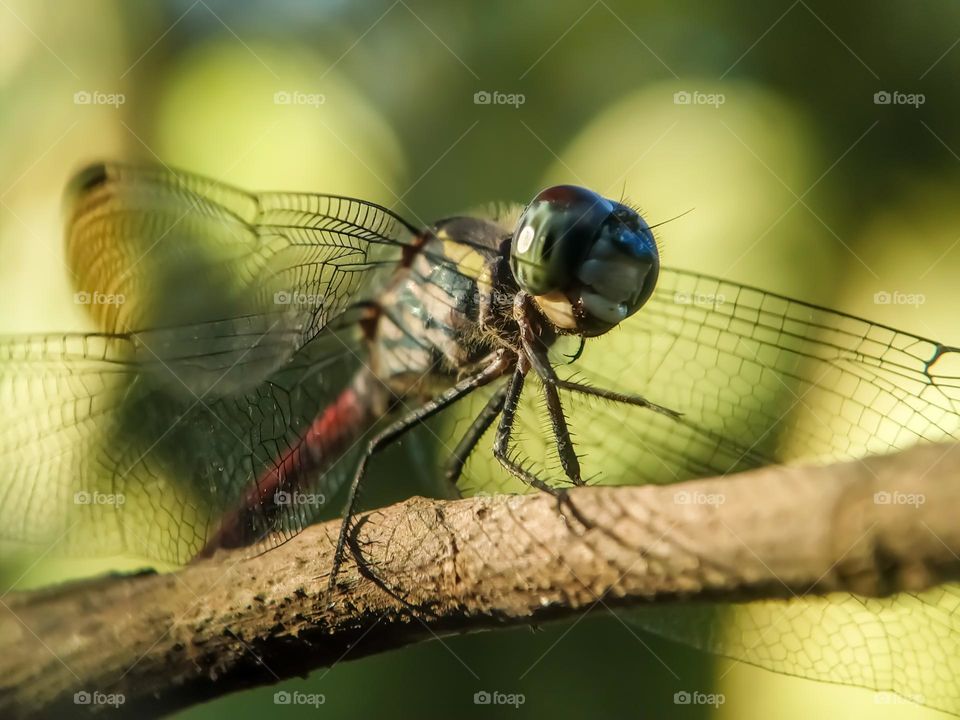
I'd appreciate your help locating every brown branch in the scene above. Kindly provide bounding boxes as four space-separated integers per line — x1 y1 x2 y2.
2 442 960 718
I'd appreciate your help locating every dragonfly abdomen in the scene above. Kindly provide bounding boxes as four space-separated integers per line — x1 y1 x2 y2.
197 373 381 556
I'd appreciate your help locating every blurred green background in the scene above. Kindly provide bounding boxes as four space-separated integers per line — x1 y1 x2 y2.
2 0 959 718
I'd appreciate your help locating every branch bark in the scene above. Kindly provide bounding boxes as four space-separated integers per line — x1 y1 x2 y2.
3 442 960 718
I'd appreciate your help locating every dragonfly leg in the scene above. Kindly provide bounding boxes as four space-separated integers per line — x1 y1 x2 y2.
493 365 613 542
513 294 584 487
444 382 509 489
492 369 562 495
539 372 584 485
552 379 681 421
328 355 511 594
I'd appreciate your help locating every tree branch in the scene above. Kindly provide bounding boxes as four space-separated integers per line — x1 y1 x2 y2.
3 442 960 718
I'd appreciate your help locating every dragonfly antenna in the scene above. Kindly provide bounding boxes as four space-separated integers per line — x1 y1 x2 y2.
648 207 694 230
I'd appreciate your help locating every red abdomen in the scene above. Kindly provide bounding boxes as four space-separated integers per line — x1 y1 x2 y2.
196 383 377 557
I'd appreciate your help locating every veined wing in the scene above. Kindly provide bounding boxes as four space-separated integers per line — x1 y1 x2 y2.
65 162 418 396
0 162 427 562
455 267 960 495
626 585 960 716
447 268 960 714
0 329 362 562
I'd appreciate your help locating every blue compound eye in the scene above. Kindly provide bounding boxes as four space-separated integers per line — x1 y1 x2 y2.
510 185 613 296
510 185 660 336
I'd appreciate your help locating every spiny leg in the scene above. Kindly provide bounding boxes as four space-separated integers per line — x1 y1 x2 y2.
492 369 560 495
493 367 609 540
514 297 583 487
513 292 679 487
499 291 682 536
508 336 608 535
539 374 583 485
492 369 603 546
328 357 509 594
444 382 509 489
553 378 681 420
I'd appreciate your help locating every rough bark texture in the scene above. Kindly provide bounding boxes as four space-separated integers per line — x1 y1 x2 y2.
2 442 960 718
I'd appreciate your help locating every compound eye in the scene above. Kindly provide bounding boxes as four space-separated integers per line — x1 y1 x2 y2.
575 207 660 331
510 185 613 295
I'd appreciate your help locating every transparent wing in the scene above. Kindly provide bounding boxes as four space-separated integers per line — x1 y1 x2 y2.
447 268 960 714
0 329 361 563
65 162 416 396
0 162 423 562
627 587 960 715
456 268 960 494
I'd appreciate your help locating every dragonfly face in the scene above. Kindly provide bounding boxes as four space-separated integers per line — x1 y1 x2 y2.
510 185 660 337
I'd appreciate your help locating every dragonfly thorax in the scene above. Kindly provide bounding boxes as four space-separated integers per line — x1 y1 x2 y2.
510 185 660 337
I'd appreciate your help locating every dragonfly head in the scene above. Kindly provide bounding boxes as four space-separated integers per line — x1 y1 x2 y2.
510 185 659 337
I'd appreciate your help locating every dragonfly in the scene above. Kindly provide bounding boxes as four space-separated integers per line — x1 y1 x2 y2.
2 163 959 712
